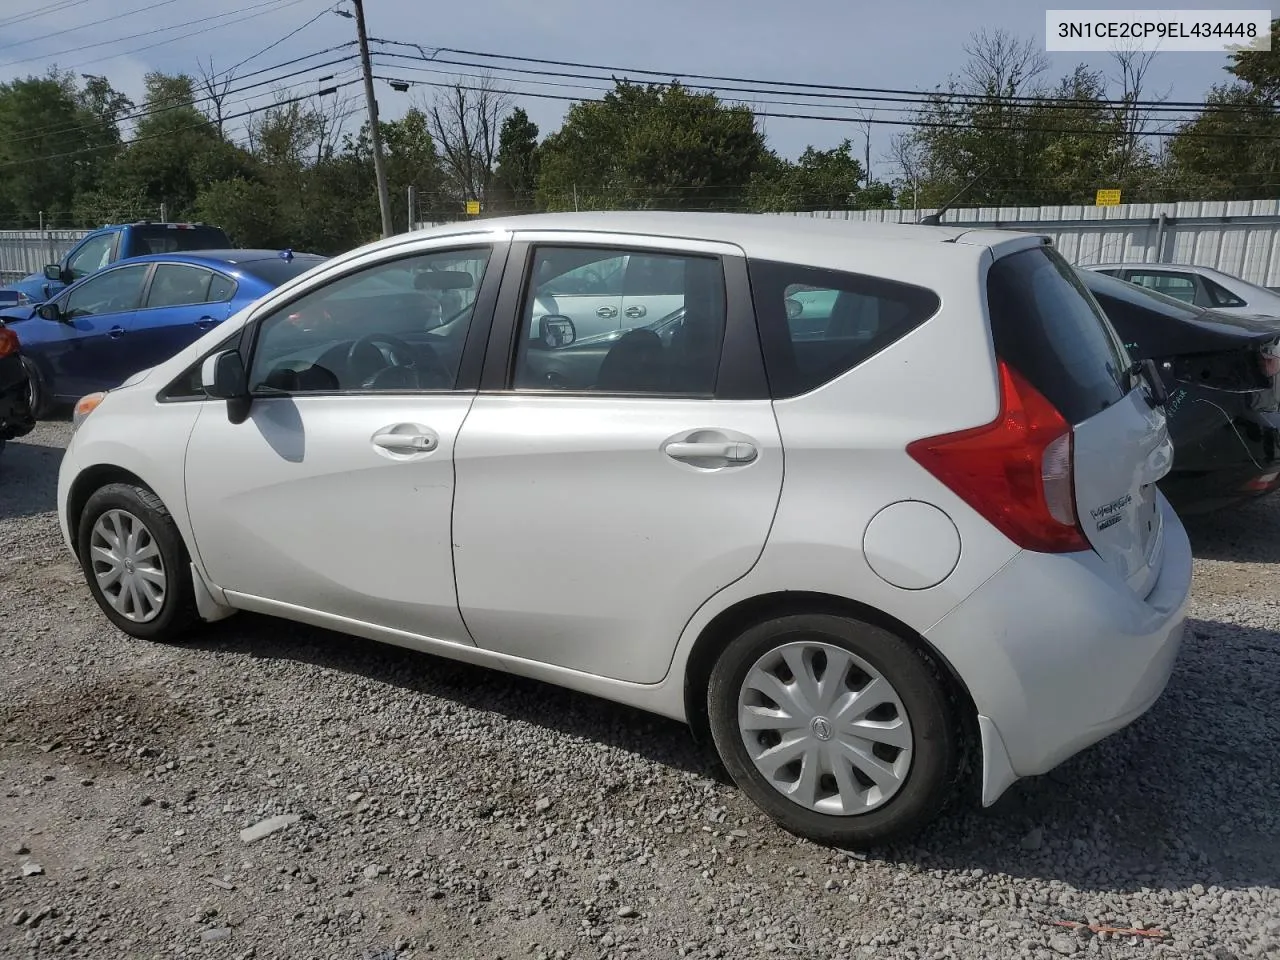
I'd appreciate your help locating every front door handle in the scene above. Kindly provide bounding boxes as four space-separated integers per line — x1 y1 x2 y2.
664 440 757 464
195 316 218 330
596 305 618 319
108 325 125 339
373 432 437 453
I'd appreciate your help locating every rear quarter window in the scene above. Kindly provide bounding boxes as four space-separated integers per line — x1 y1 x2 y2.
747 259 941 399
987 246 1128 425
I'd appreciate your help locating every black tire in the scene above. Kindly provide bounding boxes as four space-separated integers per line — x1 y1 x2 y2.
77 482 198 643
707 613 958 848
22 357 51 419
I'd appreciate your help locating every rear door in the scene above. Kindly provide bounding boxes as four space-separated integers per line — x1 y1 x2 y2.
128 263 235 372
988 244 1170 597
452 234 782 684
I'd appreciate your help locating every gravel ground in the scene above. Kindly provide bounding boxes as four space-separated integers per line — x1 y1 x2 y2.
1 420 1278 960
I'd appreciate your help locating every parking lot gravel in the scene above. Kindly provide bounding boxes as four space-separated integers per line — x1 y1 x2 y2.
1 420 1278 960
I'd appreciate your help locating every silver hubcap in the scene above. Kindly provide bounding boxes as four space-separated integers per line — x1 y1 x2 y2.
89 509 166 623
737 640 913 815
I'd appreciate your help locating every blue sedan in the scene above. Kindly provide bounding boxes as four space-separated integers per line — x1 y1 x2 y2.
0 249 326 416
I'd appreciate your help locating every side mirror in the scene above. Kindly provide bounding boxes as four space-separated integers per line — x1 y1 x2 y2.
538 314 576 348
784 297 803 320
43 264 62 282
36 302 65 323
202 350 247 400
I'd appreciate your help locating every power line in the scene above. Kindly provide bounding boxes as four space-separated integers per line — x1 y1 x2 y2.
2 52 359 151
373 47 1270 123
0 0 96 30
0 77 363 170
0 0 185 54
5 0 315 71
219 2 339 78
372 74 1280 142
373 39 1275 113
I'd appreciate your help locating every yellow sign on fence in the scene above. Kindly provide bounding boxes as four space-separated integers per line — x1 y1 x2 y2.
465 199 481 215
1095 188 1122 206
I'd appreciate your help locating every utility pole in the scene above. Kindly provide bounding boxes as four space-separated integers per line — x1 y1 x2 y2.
350 0 393 238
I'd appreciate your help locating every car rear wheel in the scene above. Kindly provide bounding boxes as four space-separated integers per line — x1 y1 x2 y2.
77 483 197 642
707 613 958 847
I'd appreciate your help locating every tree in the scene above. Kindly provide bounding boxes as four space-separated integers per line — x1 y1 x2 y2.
101 72 253 218
1226 18 1280 100
897 30 1149 208
748 140 893 211
1162 19 1280 200
536 81 771 211
424 77 510 208
492 107 540 211
0 70 132 227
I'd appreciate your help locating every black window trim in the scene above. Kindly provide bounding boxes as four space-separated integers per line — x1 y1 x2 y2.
156 328 245 402
235 240 509 400
478 239 768 401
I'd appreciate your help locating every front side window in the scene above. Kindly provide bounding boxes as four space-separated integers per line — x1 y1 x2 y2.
749 259 941 399
248 247 491 394
145 264 213 308
66 233 116 280
514 247 727 395
63 264 151 319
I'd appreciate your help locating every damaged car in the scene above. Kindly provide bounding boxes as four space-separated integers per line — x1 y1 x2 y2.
1079 267 1280 514
0 321 36 458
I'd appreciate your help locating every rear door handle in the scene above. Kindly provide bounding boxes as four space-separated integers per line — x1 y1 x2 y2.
108 325 125 339
195 316 218 330
664 440 757 464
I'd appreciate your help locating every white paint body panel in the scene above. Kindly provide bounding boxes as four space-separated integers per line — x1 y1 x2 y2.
452 395 783 683
55 212 1194 813
184 395 474 643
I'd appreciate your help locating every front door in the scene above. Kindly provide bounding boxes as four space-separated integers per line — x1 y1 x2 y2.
184 242 504 643
453 238 784 684
41 262 151 400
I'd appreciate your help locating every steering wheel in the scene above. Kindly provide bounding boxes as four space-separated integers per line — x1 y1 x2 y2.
345 333 451 389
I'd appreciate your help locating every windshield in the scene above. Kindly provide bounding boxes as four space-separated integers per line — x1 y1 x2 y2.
237 256 328 287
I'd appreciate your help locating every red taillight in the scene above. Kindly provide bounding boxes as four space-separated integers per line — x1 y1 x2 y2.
0 327 18 359
1260 346 1280 379
907 358 1090 553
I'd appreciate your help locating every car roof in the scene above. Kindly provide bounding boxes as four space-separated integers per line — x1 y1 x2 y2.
385 212 1046 265
117 250 327 270
1087 262 1216 274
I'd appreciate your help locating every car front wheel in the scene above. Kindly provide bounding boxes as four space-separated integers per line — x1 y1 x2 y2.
707 613 959 847
77 482 197 642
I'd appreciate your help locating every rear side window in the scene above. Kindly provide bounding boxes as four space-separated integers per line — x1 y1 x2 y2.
988 247 1128 424
748 259 941 399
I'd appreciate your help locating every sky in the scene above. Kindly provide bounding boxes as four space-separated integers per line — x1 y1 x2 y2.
0 0 1258 178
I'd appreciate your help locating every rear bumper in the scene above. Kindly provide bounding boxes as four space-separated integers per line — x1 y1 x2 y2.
0 353 33 441
924 496 1191 799
1162 399 1280 512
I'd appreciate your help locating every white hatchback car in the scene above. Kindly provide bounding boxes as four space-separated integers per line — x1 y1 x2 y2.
58 212 1192 846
